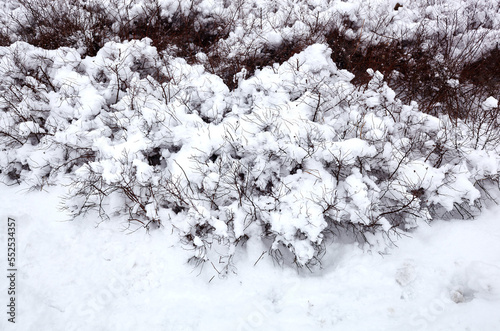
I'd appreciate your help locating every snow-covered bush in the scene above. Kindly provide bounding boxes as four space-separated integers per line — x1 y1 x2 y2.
1 37 498 270
4 0 500 96
0 42 88 185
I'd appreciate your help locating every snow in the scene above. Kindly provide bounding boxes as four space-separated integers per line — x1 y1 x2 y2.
483 96 498 110
1 183 500 330
0 0 500 329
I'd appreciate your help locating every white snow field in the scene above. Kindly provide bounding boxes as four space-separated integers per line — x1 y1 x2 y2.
1 182 500 331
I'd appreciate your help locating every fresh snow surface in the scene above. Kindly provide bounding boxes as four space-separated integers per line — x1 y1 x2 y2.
1 183 499 331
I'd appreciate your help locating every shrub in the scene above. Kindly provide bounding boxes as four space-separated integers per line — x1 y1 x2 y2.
1 0 499 271
2 39 498 270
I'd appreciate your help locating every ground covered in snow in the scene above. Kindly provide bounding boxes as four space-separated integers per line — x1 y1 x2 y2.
1 183 500 331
